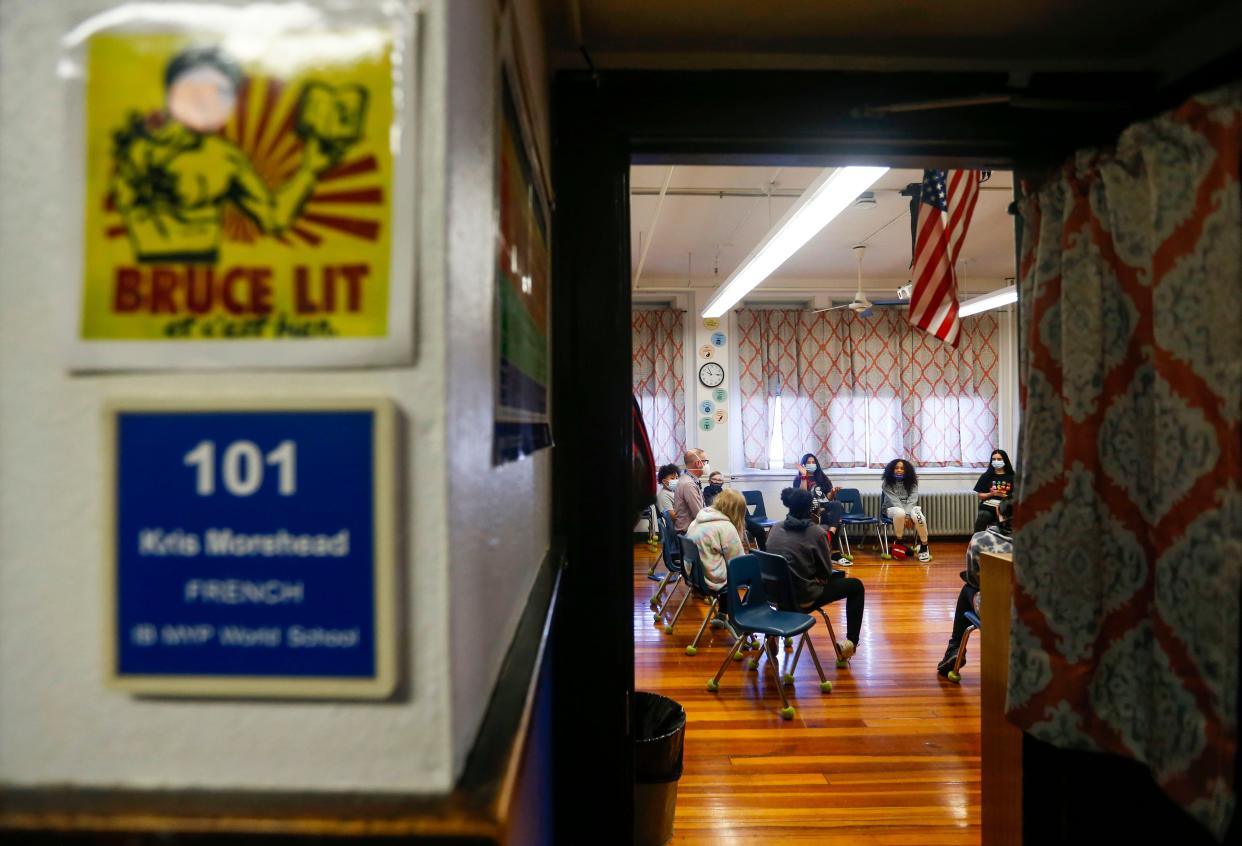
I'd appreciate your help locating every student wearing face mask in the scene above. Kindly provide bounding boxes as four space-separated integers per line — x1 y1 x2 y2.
792 453 846 561
657 463 680 521
882 458 931 562
973 449 1015 532
702 471 726 506
673 449 708 533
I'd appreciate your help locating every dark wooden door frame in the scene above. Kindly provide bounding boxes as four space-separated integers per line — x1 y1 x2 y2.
547 65 1230 843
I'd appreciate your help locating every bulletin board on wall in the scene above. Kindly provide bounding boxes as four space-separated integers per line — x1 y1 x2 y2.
60 1 419 370
492 7 553 465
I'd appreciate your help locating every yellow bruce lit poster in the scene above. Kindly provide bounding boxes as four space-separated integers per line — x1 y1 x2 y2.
78 28 407 363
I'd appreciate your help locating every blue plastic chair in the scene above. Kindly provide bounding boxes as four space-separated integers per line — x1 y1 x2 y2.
706 553 821 720
649 509 684 617
835 487 885 558
756 550 849 672
741 490 777 528
663 536 733 656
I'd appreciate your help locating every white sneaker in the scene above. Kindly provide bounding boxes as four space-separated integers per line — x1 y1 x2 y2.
917 545 931 562
836 556 852 567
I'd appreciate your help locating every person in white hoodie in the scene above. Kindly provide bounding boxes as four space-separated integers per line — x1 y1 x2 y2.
684 488 748 592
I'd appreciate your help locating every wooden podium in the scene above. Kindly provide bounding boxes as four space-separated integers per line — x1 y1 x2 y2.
980 551 1022 845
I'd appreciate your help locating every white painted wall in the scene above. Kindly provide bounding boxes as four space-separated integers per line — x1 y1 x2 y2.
0 0 551 793
442 0 553 775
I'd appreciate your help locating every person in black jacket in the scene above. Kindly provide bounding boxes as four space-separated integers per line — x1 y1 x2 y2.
972 449 1016 533
766 488 865 660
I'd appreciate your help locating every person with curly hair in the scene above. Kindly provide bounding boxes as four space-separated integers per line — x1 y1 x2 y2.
881 458 931 562
656 463 680 520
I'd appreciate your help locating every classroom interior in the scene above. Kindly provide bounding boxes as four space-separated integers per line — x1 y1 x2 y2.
631 164 1016 844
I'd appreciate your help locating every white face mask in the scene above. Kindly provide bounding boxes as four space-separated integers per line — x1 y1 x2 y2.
667 479 679 490
805 463 817 473
701 462 711 475
992 460 1006 470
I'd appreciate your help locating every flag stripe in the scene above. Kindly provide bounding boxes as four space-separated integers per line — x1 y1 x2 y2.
907 168 983 347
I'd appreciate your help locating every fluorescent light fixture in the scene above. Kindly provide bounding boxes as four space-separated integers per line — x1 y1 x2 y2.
701 166 889 318
958 285 1018 317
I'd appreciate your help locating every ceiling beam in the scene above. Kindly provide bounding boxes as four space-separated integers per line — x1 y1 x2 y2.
631 165 674 284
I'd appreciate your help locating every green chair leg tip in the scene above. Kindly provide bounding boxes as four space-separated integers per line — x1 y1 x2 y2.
663 626 674 635
731 649 743 661
747 659 759 670
779 706 795 721
782 673 794 687
947 670 961 683
706 679 719 692
820 681 832 693
880 554 893 560
652 612 661 621
685 646 697 656
784 637 793 649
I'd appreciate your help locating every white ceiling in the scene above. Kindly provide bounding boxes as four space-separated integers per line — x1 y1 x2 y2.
630 166 1015 301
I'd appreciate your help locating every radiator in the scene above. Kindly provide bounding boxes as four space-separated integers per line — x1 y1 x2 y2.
857 490 979 537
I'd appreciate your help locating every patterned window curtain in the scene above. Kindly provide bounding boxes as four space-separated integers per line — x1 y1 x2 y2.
631 308 686 468
900 312 1000 467
1010 84 1242 841
737 307 999 469
736 309 800 469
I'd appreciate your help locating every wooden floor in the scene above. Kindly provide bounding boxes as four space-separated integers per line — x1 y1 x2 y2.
634 538 980 845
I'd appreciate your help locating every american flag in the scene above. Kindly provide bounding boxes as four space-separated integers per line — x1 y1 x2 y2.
908 169 984 347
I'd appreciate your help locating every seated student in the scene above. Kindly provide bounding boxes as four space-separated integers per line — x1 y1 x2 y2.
937 502 1013 677
766 488 864 661
685 489 749 631
792 452 845 532
973 449 1015 533
673 449 707 533
656 463 680 520
882 458 931 561
702 471 725 506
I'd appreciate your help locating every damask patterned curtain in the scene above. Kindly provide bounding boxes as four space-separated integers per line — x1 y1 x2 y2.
736 308 999 469
631 307 686 467
1010 84 1242 841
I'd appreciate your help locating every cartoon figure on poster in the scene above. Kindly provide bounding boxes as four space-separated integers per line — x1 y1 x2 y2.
112 48 365 263
81 33 396 342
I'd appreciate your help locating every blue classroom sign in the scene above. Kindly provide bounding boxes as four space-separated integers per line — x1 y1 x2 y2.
106 401 396 699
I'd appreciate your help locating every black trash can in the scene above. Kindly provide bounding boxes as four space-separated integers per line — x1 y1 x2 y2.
633 691 686 846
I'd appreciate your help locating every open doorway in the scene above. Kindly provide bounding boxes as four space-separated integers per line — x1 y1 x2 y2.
630 163 1017 843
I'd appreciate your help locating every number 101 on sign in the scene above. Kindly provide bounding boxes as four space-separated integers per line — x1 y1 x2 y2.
184 440 296 496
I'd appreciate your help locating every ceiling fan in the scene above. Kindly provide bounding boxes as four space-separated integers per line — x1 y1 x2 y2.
812 245 907 317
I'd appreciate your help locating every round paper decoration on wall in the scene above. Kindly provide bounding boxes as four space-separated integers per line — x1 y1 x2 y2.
699 400 715 415
712 388 727 403
714 409 727 424
699 344 715 359
710 331 727 347
699 416 715 431
703 317 720 330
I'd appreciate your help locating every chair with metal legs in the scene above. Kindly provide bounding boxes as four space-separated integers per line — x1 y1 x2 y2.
834 487 885 559
664 536 734 656
705 554 828 720
755 550 852 673
650 510 684 618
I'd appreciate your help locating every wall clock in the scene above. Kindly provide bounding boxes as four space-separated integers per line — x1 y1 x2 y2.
698 361 725 388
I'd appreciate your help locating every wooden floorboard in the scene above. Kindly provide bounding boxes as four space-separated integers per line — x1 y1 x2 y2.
634 538 980 845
